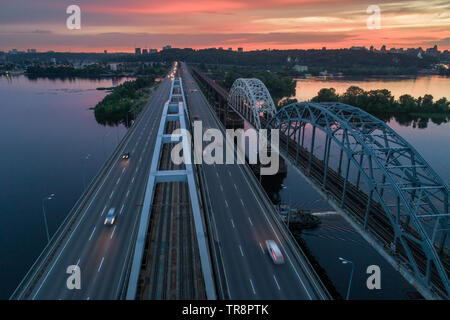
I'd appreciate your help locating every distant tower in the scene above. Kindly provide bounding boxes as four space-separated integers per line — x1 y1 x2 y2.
135 48 141 55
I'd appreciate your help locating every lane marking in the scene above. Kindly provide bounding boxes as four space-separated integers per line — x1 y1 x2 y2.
234 183 238 191
121 167 126 174
109 190 114 199
131 177 135 184
119 203 125 215
230 219 235 229
116 177 121 185
76 258 80 266
126 190 130 198
88 227 96 241
225 200 229 208
239 245 244 257
219 184 223 192
111 226 116 239
101 205 107 216
249 279 256 295
248 217 253 226
240 199 245 206
97 257 104 272
259 242 265 254
273 275 281 290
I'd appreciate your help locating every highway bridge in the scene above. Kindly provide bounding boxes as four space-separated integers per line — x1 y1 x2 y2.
190 66 450 299
10 63 330 300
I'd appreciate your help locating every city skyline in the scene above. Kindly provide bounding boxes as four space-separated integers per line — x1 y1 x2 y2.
0 0 449 52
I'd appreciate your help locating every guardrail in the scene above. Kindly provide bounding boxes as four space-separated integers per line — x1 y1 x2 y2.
10 83 162 300
185 63 331 300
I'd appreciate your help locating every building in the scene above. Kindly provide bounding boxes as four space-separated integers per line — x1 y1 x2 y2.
162 45 172 50
27 49 37 53
228 48 233 51
237 47 243 53
350 46 367 51
142 49 148 54
104 50 108 54
149 49 158 53
293 65 308 72
380 45 387 53
135 48 141 55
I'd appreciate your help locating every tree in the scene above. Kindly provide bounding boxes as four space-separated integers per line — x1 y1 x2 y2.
399 94 417 112
341 86 366 107
312 88 339 102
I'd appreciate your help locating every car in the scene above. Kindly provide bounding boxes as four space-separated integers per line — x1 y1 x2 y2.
104 208 116 225
265 240 285 264
122 152 130 159
193 115 200 120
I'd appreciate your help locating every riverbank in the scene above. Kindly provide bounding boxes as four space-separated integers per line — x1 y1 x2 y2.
94 77 158 126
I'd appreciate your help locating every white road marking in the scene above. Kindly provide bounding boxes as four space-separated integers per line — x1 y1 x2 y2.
131 176 135 184
126 190 130 198
239 245 244 256
111 226 116 239
273 275 281 290
76 258 80 266
109 190 114 199
228 170 232 177
225 200 229 208
248 217 253 226
122 167 126 174
230 219 235 229
216 172 219 178
101 205 107 216
249 279 256 295
98 257 105 272
259 242 265 254
219 184 223 192
119 203 125 215
116 177 120 185
234 183 238 191
88 227 96 241
240 199 245 206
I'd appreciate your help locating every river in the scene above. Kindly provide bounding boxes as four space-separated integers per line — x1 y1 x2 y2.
261 75 450 299
0 75 448 299
0 75 130 299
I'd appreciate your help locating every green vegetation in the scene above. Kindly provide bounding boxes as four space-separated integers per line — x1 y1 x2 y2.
198 64 296 106
94 78 156 126
26 65 110 78
311 86 450 114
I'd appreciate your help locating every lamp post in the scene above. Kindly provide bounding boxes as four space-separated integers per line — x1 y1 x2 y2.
42 193 55 243
339 257 354 300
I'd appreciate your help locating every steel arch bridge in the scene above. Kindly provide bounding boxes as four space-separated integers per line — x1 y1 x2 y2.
228 78 277 129
265 102 450 298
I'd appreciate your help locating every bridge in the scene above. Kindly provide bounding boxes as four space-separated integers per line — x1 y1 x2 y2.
191 66 450 299
10 63 330 300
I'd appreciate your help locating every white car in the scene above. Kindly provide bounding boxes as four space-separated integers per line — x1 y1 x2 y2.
266 240 285 264
104 208 116 225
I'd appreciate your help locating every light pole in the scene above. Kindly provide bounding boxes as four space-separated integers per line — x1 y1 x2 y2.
339 257 354 300
42 193 55 243
83 154 91 190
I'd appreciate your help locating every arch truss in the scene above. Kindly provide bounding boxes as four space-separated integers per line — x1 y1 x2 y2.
227 78 276 129
266 102 450 298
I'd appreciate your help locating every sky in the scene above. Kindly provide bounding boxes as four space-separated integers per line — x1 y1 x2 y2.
0 0 449 52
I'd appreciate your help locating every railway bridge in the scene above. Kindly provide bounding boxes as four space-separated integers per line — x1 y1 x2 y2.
191 66 450 299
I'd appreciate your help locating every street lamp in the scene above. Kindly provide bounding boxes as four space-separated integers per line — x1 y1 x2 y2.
339 257 354 300
42 193 55 243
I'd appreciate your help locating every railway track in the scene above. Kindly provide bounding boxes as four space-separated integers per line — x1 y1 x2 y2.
276 127 449 296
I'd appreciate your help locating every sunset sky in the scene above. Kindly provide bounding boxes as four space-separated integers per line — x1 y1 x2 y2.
0 0 449 52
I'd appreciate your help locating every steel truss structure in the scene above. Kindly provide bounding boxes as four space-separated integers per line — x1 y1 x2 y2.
265 102 449 298
228 78 276 129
